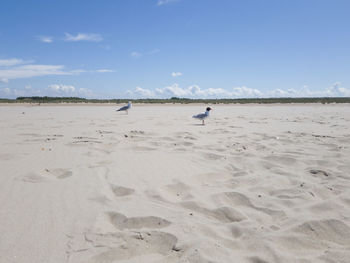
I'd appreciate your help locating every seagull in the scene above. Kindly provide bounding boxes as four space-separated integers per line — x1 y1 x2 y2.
117 101 132 114
193 107 212 125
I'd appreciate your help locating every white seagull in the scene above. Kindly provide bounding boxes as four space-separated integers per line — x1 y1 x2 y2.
193 107 212 125
117 101 132 114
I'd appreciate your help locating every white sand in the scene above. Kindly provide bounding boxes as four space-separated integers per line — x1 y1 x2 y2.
0 104 350 263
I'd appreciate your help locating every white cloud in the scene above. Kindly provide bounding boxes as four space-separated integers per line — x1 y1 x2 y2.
23 85 41 96
38 36 53 43
78 88 94 98
188 86 261 98
0 57 116 83
232 86 263 97
127 84 348 99
48 84 75 94
131 49 160 58
70 69 87 74
325 82 350 97
126 82 349 99
171 72 182 77
127 86 155 98
0 58 32 67
0 64 77 81
2 87 11 95
266 83 350 98
95 69 114 73
0 58 87 81
0 86 41 98
156 85 262 98
127 84 235 98
127 84 256 99
197 87 232 97
47 85 94 98
64 33 103 42
0 84 95 99
157 83 192 97
157 0 180 6
131 51 142 58
268 88 298 97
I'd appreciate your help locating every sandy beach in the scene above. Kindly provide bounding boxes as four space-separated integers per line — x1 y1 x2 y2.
0 104 350 263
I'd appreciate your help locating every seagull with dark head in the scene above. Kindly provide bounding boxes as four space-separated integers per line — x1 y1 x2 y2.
117 101 132 114
193 107 212 125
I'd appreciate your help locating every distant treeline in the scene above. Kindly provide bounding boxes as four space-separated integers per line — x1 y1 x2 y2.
1 96 350 104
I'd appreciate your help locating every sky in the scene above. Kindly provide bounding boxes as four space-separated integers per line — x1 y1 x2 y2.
1 0 350 99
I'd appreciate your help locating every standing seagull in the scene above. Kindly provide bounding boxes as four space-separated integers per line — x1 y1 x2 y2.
117 101 132 114
193 107 212 125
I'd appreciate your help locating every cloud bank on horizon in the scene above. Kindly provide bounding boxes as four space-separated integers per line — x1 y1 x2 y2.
3 82 349 99
1 84 95 98
125 83 350 99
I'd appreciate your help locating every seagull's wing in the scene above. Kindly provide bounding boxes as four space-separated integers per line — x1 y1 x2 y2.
193 113 206 119
117 105 128 111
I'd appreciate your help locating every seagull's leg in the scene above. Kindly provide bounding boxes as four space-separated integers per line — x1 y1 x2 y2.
202 119 205 125
126 110 128 115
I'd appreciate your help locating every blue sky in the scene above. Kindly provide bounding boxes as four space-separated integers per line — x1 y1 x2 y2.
1 0 350 99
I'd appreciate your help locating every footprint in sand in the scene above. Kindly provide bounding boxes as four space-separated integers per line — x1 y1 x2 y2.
309 169 330 177
180 201 246 223
110 184 135 197
130 130 146 135
248 256 270 263
128 130 153 140
72 136 102 144
21 168 72 182
176 141 194 147
212 192 285 219
80 231 179 263
21 173 46 183
107 212 171 230
293 219 350 245
48 168 73 179
19 133 63 143
174 131 196 139
96 130 113 135
202 152 225 161
165 181 193 200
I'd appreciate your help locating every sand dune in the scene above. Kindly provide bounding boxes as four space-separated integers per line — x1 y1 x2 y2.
0 104 350 263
